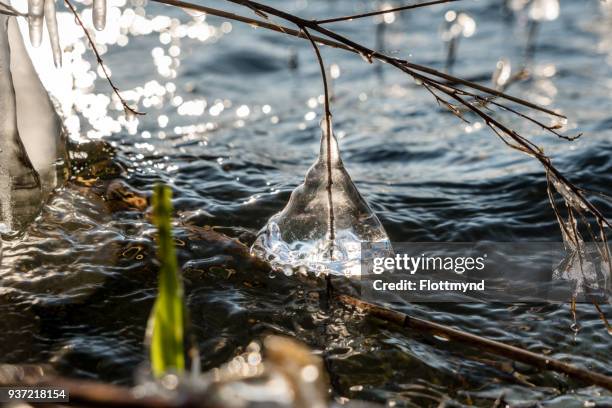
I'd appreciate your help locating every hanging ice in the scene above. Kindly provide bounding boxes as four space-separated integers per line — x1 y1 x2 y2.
44 0 61 67
9 12 68 195
22 0 63 64
0 14 68 232
93 0 107 31
0 15 43 232
27 0 44 47
251 119 392 277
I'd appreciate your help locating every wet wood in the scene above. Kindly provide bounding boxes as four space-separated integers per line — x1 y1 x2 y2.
337 294 612 391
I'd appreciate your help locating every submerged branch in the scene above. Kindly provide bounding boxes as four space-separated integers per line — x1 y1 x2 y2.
338 294 612 391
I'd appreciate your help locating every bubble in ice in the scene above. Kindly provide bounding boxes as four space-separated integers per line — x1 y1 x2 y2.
251 119 393 277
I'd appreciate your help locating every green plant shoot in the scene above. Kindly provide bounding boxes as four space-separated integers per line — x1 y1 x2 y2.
147 184 185 377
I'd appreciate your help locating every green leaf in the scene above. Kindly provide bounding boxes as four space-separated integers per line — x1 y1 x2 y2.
147 184 185 377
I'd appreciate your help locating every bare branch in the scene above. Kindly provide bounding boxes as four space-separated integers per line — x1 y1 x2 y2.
338 294 612 391
314 0 461 25
222 0 565 118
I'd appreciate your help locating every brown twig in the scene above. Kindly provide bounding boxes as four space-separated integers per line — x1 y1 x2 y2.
151 0 560 119
338 294 612 391
64 0 144 116
149 0 351 51
313 0 461 24
153 0 582 140
410 69 610 230
223 0 564 117
428 74 581 140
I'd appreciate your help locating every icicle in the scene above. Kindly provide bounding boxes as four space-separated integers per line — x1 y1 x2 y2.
8 15 69 196
44 0 61 67
0 16 43 231
27 0 44 47
93 0 107 31
251 119 392 277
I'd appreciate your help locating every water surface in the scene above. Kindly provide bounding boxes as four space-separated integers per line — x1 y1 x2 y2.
1 0 611 406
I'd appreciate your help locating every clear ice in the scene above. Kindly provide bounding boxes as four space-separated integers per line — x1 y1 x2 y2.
27 0 44 47
93 0 107 31
0 14 68 232
251 119 392 277
9 13 68 195
44 0 62 67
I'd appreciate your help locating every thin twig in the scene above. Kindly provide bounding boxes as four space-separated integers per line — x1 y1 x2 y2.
64 0 144 116
151 0 561 119
301 26 336 258
314 0 461 24
474 95 581 141
338 294 612 391
150 0 345 48
415 70 611 229
223 0 564 118
412 71 581 141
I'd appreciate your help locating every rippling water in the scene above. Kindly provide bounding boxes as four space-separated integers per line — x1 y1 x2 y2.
1 0 611 406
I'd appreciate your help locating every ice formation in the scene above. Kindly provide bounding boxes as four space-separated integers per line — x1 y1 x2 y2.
548 174 611 302
93 0 107 31
22 0 62 66
8 15 68 194
0 14 68 232
43 0 61 67
251 119 392 277
27 0 44 47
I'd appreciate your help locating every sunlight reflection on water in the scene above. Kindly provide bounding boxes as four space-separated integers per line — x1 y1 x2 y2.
0 0 611 405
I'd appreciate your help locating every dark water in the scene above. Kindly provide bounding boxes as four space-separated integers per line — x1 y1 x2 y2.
1 0 612 406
